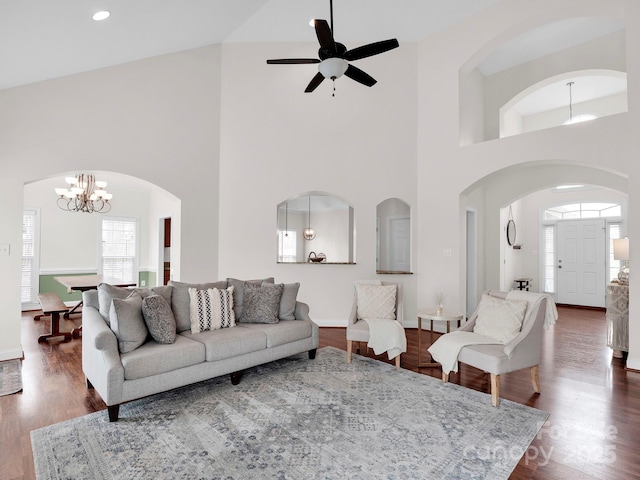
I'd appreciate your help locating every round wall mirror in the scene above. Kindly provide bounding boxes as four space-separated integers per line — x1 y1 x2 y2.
506 219 517 246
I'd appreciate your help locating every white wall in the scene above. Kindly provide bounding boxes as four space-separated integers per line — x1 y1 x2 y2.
417 0 640 371
3 0 640 371
218 41 419 326
0 45 222 359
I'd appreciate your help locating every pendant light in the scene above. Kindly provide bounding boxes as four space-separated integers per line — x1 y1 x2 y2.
303 195 316 240
566 81 574 124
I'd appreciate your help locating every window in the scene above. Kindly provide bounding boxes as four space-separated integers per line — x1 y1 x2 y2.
542 225 555 293
101 217 138 282
278 230 297 262
544 203 621 220
22 209 40 306
608 223 622 283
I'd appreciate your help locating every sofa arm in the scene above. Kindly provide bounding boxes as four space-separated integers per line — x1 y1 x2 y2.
294 301 311 321
81 304 125 406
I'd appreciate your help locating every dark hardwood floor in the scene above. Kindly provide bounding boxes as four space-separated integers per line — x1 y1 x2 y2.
2 306 639 479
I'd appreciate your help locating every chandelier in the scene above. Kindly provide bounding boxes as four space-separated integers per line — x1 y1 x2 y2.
54 174 112 213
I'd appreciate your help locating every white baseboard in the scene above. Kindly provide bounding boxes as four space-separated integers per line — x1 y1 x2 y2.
314 318 348 328
0 347 24 361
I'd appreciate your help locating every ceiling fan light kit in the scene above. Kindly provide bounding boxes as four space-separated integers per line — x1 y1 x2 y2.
319 58 348 80
266 0 399 94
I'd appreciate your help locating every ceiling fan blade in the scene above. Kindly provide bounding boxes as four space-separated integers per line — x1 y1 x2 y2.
344 39 399 61
267 58 320 65
344 64 376 87
314 19 336 54
305 72 325 93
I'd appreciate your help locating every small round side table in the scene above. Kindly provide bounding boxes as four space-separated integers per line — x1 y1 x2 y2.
417 308 464 368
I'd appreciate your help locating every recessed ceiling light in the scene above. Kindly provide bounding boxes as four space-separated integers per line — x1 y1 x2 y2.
92 10 111 21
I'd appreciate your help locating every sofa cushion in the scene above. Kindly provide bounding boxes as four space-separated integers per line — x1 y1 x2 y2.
278 282 300 321
109 292 148 353
168 280 227 332
120 334 205 380
142 294 176 344
189 286 236 334
239 320 313 348
98 283 172 324
227 277 274 322
180 326 267 362
240 282 283 324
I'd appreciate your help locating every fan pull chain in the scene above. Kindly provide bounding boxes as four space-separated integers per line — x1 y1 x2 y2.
332 79 336 97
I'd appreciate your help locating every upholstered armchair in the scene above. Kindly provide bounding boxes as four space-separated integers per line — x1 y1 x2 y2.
346 281 404 369
435 290 549 407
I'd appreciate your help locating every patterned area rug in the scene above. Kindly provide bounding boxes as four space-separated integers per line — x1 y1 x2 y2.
0 359 22 396
31 347 548 479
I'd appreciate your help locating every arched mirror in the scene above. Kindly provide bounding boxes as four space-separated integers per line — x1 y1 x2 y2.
376 198 411 274
277 192 355 264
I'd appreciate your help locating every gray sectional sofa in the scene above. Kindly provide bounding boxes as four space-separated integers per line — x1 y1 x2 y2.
81 278 319 421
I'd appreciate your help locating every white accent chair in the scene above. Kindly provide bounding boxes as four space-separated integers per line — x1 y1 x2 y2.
442 290 547 406
346 282 404 369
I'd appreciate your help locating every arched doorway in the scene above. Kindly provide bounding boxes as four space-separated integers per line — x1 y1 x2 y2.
460 161 628 313
22 171 179 310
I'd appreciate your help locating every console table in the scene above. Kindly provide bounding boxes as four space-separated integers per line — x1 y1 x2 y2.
605 282 628 358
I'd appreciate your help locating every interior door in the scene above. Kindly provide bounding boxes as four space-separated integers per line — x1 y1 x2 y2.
556 218 606 307
389 217 410 272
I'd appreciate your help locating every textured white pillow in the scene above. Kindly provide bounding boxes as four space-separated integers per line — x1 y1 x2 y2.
189 286 236 334
473 294 528 344
356 284 397 320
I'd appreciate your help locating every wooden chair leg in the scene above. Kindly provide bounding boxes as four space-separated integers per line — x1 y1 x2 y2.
530 365 540 393
442 372 449 382
347 340 353 363
395 355 400 369
490 373 500 407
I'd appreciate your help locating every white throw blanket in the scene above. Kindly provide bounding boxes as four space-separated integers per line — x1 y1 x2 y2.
364 318 407 360
428 331 501 375
506 290 558 329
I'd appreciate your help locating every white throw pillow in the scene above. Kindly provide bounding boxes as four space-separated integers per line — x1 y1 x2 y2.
189 286 236 334
473 294 528 344
356 284 397 320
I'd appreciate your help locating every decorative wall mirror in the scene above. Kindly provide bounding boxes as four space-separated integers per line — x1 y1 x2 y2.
376 198 411 274
277 192 355 264
506 206 517 246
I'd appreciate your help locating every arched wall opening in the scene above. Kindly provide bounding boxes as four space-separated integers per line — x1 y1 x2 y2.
500 69 627 138
459 14 626 145
459 161 628 313
23 170 180 309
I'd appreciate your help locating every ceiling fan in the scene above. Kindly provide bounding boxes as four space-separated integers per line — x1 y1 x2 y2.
266 0 399 94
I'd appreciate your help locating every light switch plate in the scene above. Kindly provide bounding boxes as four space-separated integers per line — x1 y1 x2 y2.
0 244 10 256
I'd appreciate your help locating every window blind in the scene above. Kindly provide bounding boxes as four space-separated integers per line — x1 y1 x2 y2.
101 217 137 282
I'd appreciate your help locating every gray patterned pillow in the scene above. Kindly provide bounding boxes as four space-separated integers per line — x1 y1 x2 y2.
240 283 283 324
142 294 176 344
227 277 274 321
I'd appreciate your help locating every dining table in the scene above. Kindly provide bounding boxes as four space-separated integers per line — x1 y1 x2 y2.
54 274 137 337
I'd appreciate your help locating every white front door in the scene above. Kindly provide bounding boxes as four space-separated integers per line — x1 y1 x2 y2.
556 218 606 307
